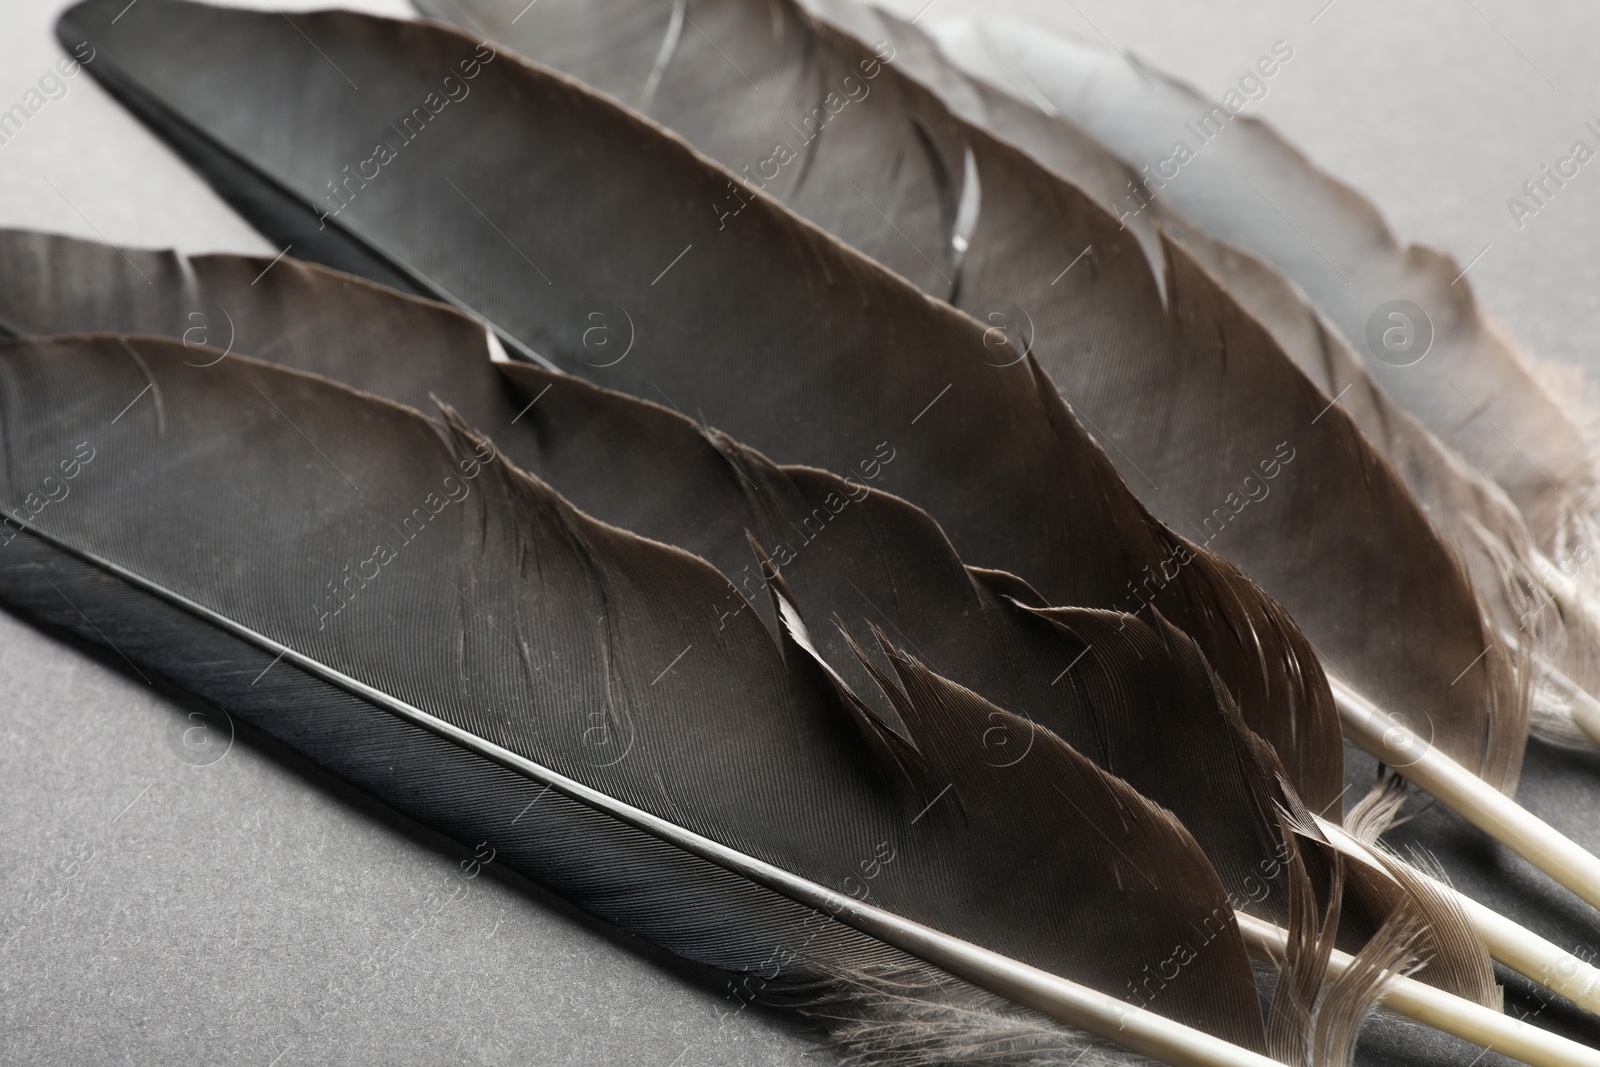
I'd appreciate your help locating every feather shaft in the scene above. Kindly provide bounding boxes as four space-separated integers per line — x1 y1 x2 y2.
1335 681 1600 913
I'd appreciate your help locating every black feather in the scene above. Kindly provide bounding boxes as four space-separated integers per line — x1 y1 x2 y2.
0 332 1274 1056
55 0 1343 817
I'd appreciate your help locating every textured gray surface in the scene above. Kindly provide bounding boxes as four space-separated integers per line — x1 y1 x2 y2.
1 0 1597 1064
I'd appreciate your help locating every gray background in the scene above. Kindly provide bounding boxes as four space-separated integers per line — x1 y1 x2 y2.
1 0 1597 1064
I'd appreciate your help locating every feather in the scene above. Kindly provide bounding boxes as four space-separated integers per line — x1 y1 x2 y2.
930 16 1600 568
13 326 1558 1063
0 331 1282 1064
408 0 1525 798
0 231 1524 1040
55 0 1344 816
12 2 1600 1062
0 230 1301 923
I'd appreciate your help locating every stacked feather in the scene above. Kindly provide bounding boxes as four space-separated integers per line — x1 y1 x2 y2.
410 0 1528 798
399 0 1600 1008
0 0 1596 1064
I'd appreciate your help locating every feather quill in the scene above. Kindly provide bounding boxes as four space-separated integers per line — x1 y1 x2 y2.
0 332 1284 1065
